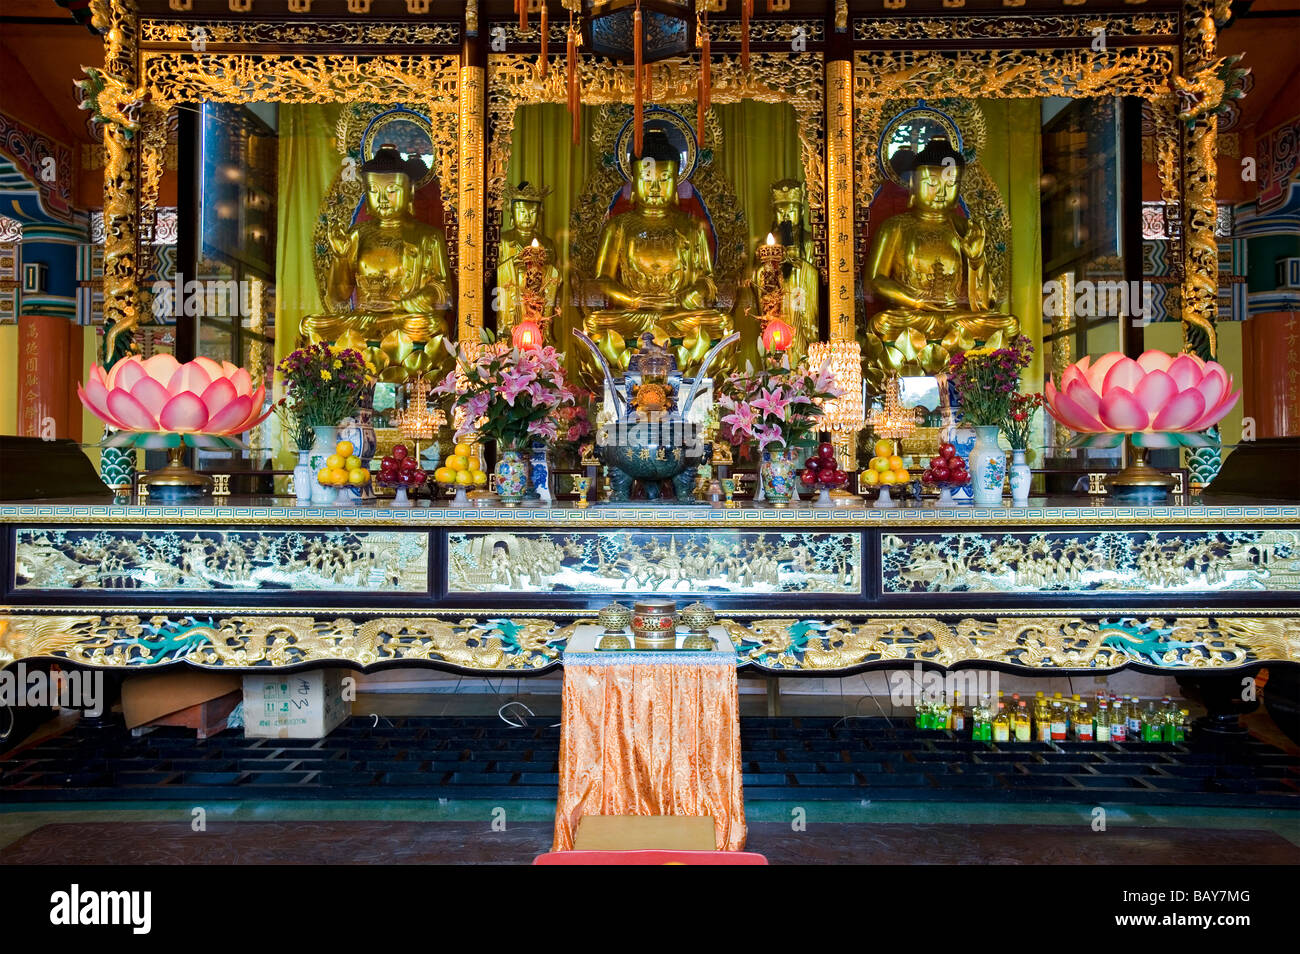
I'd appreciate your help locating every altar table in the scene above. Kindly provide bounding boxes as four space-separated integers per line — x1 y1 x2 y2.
552 625 746 852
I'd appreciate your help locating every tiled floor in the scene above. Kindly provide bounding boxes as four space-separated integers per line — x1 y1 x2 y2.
2 819 1297 865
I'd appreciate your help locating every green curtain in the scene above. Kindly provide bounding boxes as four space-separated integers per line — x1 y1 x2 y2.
505 101 803 380
977 98 1043 394
273 102 342 466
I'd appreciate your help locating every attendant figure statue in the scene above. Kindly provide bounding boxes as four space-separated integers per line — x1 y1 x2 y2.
753 178 820 367
865 137 1019 359
582 130 732 376
300 143 454 382
496 181 560 342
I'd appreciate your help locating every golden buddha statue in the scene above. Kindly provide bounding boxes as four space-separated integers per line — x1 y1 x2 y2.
865 137 1019 363
300 143 454 383
496 181 560 341
752 178 819 367
582 130 732 375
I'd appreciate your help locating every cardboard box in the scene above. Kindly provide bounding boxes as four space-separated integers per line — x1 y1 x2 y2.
120 671 243 729
574 815 717 851
242 669 351 739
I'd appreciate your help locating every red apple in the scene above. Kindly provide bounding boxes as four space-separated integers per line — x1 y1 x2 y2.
805 457 822 472
800 470 817 486
817 442 835 460
392 444 408 461
939 442 956 460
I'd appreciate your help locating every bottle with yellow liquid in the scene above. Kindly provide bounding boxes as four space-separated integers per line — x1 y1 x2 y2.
1034 694 1051 741
1050 693 1068 742
992 702 1011 742
949 691 966 733
1074 701 1094 741
1013 700 1032 741
1095 696 1111 742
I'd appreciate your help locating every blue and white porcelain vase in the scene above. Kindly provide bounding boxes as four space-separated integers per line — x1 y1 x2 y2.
337 406 377 504
1009 448 1031 507
969 425 1006 507
293 450 314 505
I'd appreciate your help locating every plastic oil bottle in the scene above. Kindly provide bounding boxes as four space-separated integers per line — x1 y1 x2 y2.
1127 696 1143 739
1013 700 1032 741
1142 699 1163 741
932 693 951 733
1109 697 1128 743
1034 694 1052 741
1095 695 1111 742
1074 700 1094 741
992 702 1011 742
949 691 966 733
1050 693 1068 742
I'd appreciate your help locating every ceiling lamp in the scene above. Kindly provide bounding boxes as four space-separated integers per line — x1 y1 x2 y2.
867 373 922 441
808 338 865 433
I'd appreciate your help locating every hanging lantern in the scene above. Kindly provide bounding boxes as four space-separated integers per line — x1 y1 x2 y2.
512 320 544 351
762 317 795 353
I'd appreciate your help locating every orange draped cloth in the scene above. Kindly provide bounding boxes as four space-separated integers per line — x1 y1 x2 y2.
553 644 746 852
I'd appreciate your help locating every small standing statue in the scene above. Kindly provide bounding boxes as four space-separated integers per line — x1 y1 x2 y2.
300 143 455 383
497 181 560 344
753 179 819 367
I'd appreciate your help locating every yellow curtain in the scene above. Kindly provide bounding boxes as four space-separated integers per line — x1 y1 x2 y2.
505 103 601 384
977 98 1043 394
273 102 343 466
506 101 803 380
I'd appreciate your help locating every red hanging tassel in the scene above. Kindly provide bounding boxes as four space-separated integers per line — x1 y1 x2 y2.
644 63 653 104
633 1 643 158
741 0 751 72
539 3 548 78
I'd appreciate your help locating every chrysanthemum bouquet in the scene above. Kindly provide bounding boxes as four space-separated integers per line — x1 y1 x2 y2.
946 335 1034 427
277 343 374 430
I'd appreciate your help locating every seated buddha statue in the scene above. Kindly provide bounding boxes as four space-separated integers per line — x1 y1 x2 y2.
496 181 561 341
300 143 454 382
582 130 732 376
865 137 1019 356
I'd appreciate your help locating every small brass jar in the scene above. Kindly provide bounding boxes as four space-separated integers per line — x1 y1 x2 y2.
631 599 677 648
598 602 633 633
678 601 716 633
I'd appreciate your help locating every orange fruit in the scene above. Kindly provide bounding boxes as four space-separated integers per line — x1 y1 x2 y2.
335 440 354 458
434 467 455 484
871 457 890 473
446 454 468 472
862 469 880 486
874 439 894 458
454 442 474 459
888 455 904 471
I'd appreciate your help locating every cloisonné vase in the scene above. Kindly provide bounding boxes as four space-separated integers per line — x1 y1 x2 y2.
1009 448 1032 507
307 424 339 505
969 425 1007 507
761 447 797 506
493 443 530 504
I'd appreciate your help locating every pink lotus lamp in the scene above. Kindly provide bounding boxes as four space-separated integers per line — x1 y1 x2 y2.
1045 350 1240 498
78 353 275 498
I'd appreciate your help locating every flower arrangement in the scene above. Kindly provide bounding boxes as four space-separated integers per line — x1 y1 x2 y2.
1002 391 1044 451
719 359 844 452
277 343 373 429
946 335 1034 427
432 338 576 447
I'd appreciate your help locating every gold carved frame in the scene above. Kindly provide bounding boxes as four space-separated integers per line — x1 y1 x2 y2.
92 0 467 354
485 51 828 275
850 12 1223 361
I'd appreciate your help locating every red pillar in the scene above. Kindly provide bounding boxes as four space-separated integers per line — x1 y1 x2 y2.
1242 311 1300 439
16 314 76 439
